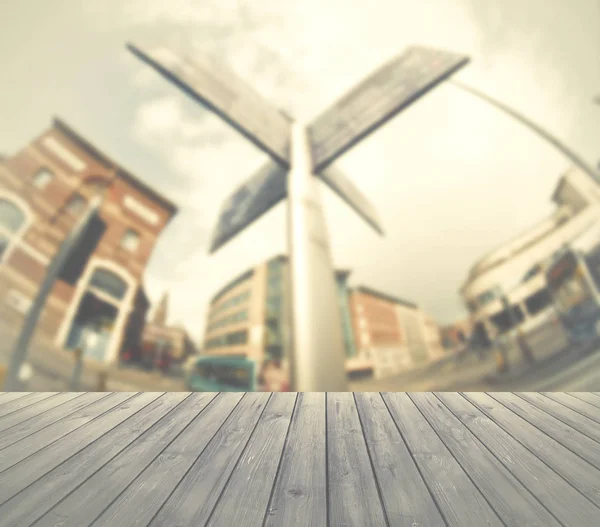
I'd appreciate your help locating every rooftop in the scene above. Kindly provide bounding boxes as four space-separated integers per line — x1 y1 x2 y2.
53 118 178 216
353 285 418 309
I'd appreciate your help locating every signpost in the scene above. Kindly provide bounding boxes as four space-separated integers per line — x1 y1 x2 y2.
130 41 469 391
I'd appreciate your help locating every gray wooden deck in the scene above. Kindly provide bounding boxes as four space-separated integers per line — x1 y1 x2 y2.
0 392 599 527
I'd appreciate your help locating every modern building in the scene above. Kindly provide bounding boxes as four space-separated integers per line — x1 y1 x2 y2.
202 255 361 377
461 167 600 342
141 292 196 365
349 286 444 379
0 118 177 364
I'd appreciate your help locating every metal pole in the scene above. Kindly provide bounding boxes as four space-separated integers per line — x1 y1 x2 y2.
69 347 84 390
448 80 600 182
3 196 102 391
287 122 349 392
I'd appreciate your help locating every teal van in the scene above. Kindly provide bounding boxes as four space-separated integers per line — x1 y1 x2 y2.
185 355 257 392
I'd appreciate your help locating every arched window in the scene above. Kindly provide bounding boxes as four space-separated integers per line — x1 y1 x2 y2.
0 198 27 261
88 268 128 301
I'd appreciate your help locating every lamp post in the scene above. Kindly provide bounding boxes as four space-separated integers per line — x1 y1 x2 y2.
3 195 103 391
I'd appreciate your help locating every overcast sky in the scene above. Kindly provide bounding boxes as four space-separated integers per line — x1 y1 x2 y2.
1 0 599 341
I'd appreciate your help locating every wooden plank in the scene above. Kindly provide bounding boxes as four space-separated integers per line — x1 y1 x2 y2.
0 392 132 472
35 393 217 527
0 393 191 527
0 392 58 419
0 392 31 406
326 392 388 527
0 392 158 495
0 393 108 451
0 392 82 432
91 392 245 527
148 392 271 527
490 392 600 470
569 392 600 410
354 392 445 526
543 392 600 423
206 393 297 527
461 392 600 512
410 393 561 526
381 392 503 527
264 392 327 527
517 392 600 442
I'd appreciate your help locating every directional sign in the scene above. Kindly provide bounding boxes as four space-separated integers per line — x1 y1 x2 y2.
317 167 384 235
309 46 470 172
209 160 288 253
128 42 291 166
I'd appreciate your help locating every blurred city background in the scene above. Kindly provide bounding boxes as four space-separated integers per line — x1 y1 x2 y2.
1 0 599 392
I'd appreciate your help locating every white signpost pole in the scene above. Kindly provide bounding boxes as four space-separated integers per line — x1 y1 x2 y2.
287 122 348 391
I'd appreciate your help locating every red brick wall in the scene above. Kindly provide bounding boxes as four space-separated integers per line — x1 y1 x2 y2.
350 291 404 348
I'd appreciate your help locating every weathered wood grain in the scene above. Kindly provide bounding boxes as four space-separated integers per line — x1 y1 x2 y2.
0 392 159 500
0 392 134 473
354 392 445 526
542 392 600 423
0 392 82 432
265 392 328 527
0 392 32 406
206 392 297 527
0 391 596 527
568 392 600 410
491 392 600 470
0 393 189 527
327 392 388 527
34 393 217 527
0 392 58 419
0 392 108 451
91 392 245 527
382 392 503 527
148 392 271 527
460 392 600 518
517 392 600 443
411 392 560 527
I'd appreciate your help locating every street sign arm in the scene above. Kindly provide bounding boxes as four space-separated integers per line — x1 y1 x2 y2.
309 46 470 172
317 166 384 236
127 42 291 167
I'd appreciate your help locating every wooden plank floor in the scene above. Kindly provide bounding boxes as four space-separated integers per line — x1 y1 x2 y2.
0 392 599 527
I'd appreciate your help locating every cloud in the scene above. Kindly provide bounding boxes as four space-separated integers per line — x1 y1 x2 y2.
114 0 598 337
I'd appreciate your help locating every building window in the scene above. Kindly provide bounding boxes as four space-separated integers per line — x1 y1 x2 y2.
89 268 128 301
65 193 87 215
476 288 500 307
0 198 27 261
32 168 54 190
120 229 140 252
525 288 552 316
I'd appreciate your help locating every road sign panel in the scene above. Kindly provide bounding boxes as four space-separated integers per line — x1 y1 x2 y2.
128 42 291 166
309 46 470 172
317 167 384 235
209 160 288 253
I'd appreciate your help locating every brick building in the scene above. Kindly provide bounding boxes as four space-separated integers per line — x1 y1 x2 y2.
0 118 177 364
349 286 444 378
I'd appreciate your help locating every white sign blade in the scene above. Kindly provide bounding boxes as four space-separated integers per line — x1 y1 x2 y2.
318 167 384 236
128 42 291 166
309 46 470 171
